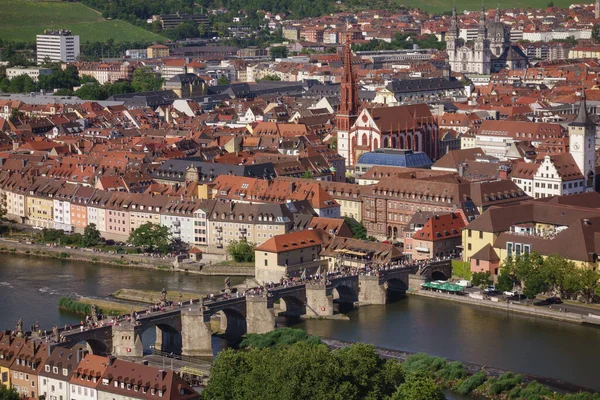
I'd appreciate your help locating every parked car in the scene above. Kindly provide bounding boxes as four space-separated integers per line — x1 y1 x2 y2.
547 297 562 304
483 285 497 294
456 280 473 288
503 290 517 297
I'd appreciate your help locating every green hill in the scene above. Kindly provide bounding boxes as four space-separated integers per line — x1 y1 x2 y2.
0 0 165 43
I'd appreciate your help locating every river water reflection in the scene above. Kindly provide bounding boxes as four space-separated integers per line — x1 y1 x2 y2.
1 255 599 391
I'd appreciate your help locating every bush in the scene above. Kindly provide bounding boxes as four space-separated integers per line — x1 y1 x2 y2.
508 380 553 400
59 252 70 258
454 371 487 395
452 260 472 280
488 372 523 395
240 328 320 349
436 361 467 384
58 297 95 315
403 353 447 374
226 240 256 263
563 393 600 400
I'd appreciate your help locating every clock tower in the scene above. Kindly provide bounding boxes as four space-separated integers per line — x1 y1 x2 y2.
568 87 596 190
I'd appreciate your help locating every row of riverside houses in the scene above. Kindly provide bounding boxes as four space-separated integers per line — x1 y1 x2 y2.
0 332 199 400
0 174 345 253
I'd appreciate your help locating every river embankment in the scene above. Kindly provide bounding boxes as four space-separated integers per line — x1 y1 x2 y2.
0 238 252 276
409 290 600 326
321 337 598 395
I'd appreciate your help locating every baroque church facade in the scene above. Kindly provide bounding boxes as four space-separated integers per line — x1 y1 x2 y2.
447 6 528 75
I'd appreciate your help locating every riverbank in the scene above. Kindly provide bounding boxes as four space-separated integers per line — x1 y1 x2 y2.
112 289 200 304
0 238 253 276
409 290 600 326
321 337 598 395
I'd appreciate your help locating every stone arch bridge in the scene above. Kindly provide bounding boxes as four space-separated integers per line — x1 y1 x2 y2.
50 261 451 357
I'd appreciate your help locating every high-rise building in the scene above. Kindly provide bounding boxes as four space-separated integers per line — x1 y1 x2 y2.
36 29 80 64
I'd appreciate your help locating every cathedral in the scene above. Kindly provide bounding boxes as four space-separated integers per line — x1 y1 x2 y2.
446 6 528 75
336 34 439 167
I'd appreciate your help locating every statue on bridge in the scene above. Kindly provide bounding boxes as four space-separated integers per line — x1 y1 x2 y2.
160 288 168 307
52 326 59 342
130 308 137 326
15 318 23 337
90 304 99 324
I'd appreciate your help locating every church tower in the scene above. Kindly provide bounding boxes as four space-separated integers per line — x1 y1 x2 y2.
473 5 491 74
446 4 461 73
336 33 359 167
569 85 596 190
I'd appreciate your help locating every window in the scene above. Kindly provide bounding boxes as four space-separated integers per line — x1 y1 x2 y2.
467 243 472 251
479 231 483 239
468 229 472 237
507 242 513 257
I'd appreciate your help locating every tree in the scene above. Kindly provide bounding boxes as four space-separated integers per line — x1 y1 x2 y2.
132 66 163 92
256 74 281 82
81 223 101 248
80 75 99 84
0 384 20 400
547 1 554 6
495 267 514 293
128 222 172 253
472 271 492 289
203 335 404 400
270 45 288 59
300 170 313 179
226 240 255 262
75 83 109 100
217 75 230 85
344 217 368 240
392 373 445 400
593 24 600 44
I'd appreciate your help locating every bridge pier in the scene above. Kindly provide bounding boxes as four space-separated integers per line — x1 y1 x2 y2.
409 274 428 291
358 275 387 305
246 295 276 334
181 308 213 357
112 324 143 357
305 284 333 316
154 326 163 351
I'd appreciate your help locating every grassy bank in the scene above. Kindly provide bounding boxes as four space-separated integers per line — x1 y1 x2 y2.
59 296 145 317
0 0 165 43
112 289 200 304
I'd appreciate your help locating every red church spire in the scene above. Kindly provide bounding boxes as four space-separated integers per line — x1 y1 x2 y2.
336 32 359 133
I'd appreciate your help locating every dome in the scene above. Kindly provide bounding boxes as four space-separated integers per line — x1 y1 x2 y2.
487 21 510 43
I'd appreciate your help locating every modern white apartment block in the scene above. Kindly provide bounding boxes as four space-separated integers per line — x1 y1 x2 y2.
6 67 53 81
36 29 80 64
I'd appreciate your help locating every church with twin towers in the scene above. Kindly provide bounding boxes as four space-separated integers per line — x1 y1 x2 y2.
446 5 528 75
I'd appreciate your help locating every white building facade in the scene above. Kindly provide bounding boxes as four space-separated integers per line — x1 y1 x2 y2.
36 30 80 64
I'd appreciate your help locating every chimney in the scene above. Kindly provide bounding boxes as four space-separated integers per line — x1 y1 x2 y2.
458 163 465 178
108 355 116 366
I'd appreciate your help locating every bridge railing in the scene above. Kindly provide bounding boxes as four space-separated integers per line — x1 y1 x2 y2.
32 257 454 340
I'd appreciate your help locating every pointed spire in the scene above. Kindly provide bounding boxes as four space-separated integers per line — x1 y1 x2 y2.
478 3 487 37
449 1 459 37
570 75 595 127
495 4 501 22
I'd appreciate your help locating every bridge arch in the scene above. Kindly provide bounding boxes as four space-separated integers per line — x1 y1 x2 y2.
70 339 110 356
278 295 306 317
431 270 449 281
333 284 358 304
136 317 183 355
385 278 408 292
218 308 247 340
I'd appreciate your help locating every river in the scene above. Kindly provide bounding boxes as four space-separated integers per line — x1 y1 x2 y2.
1 254 599 392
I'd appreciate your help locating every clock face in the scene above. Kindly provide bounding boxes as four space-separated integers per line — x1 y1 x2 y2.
573 142 580 150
